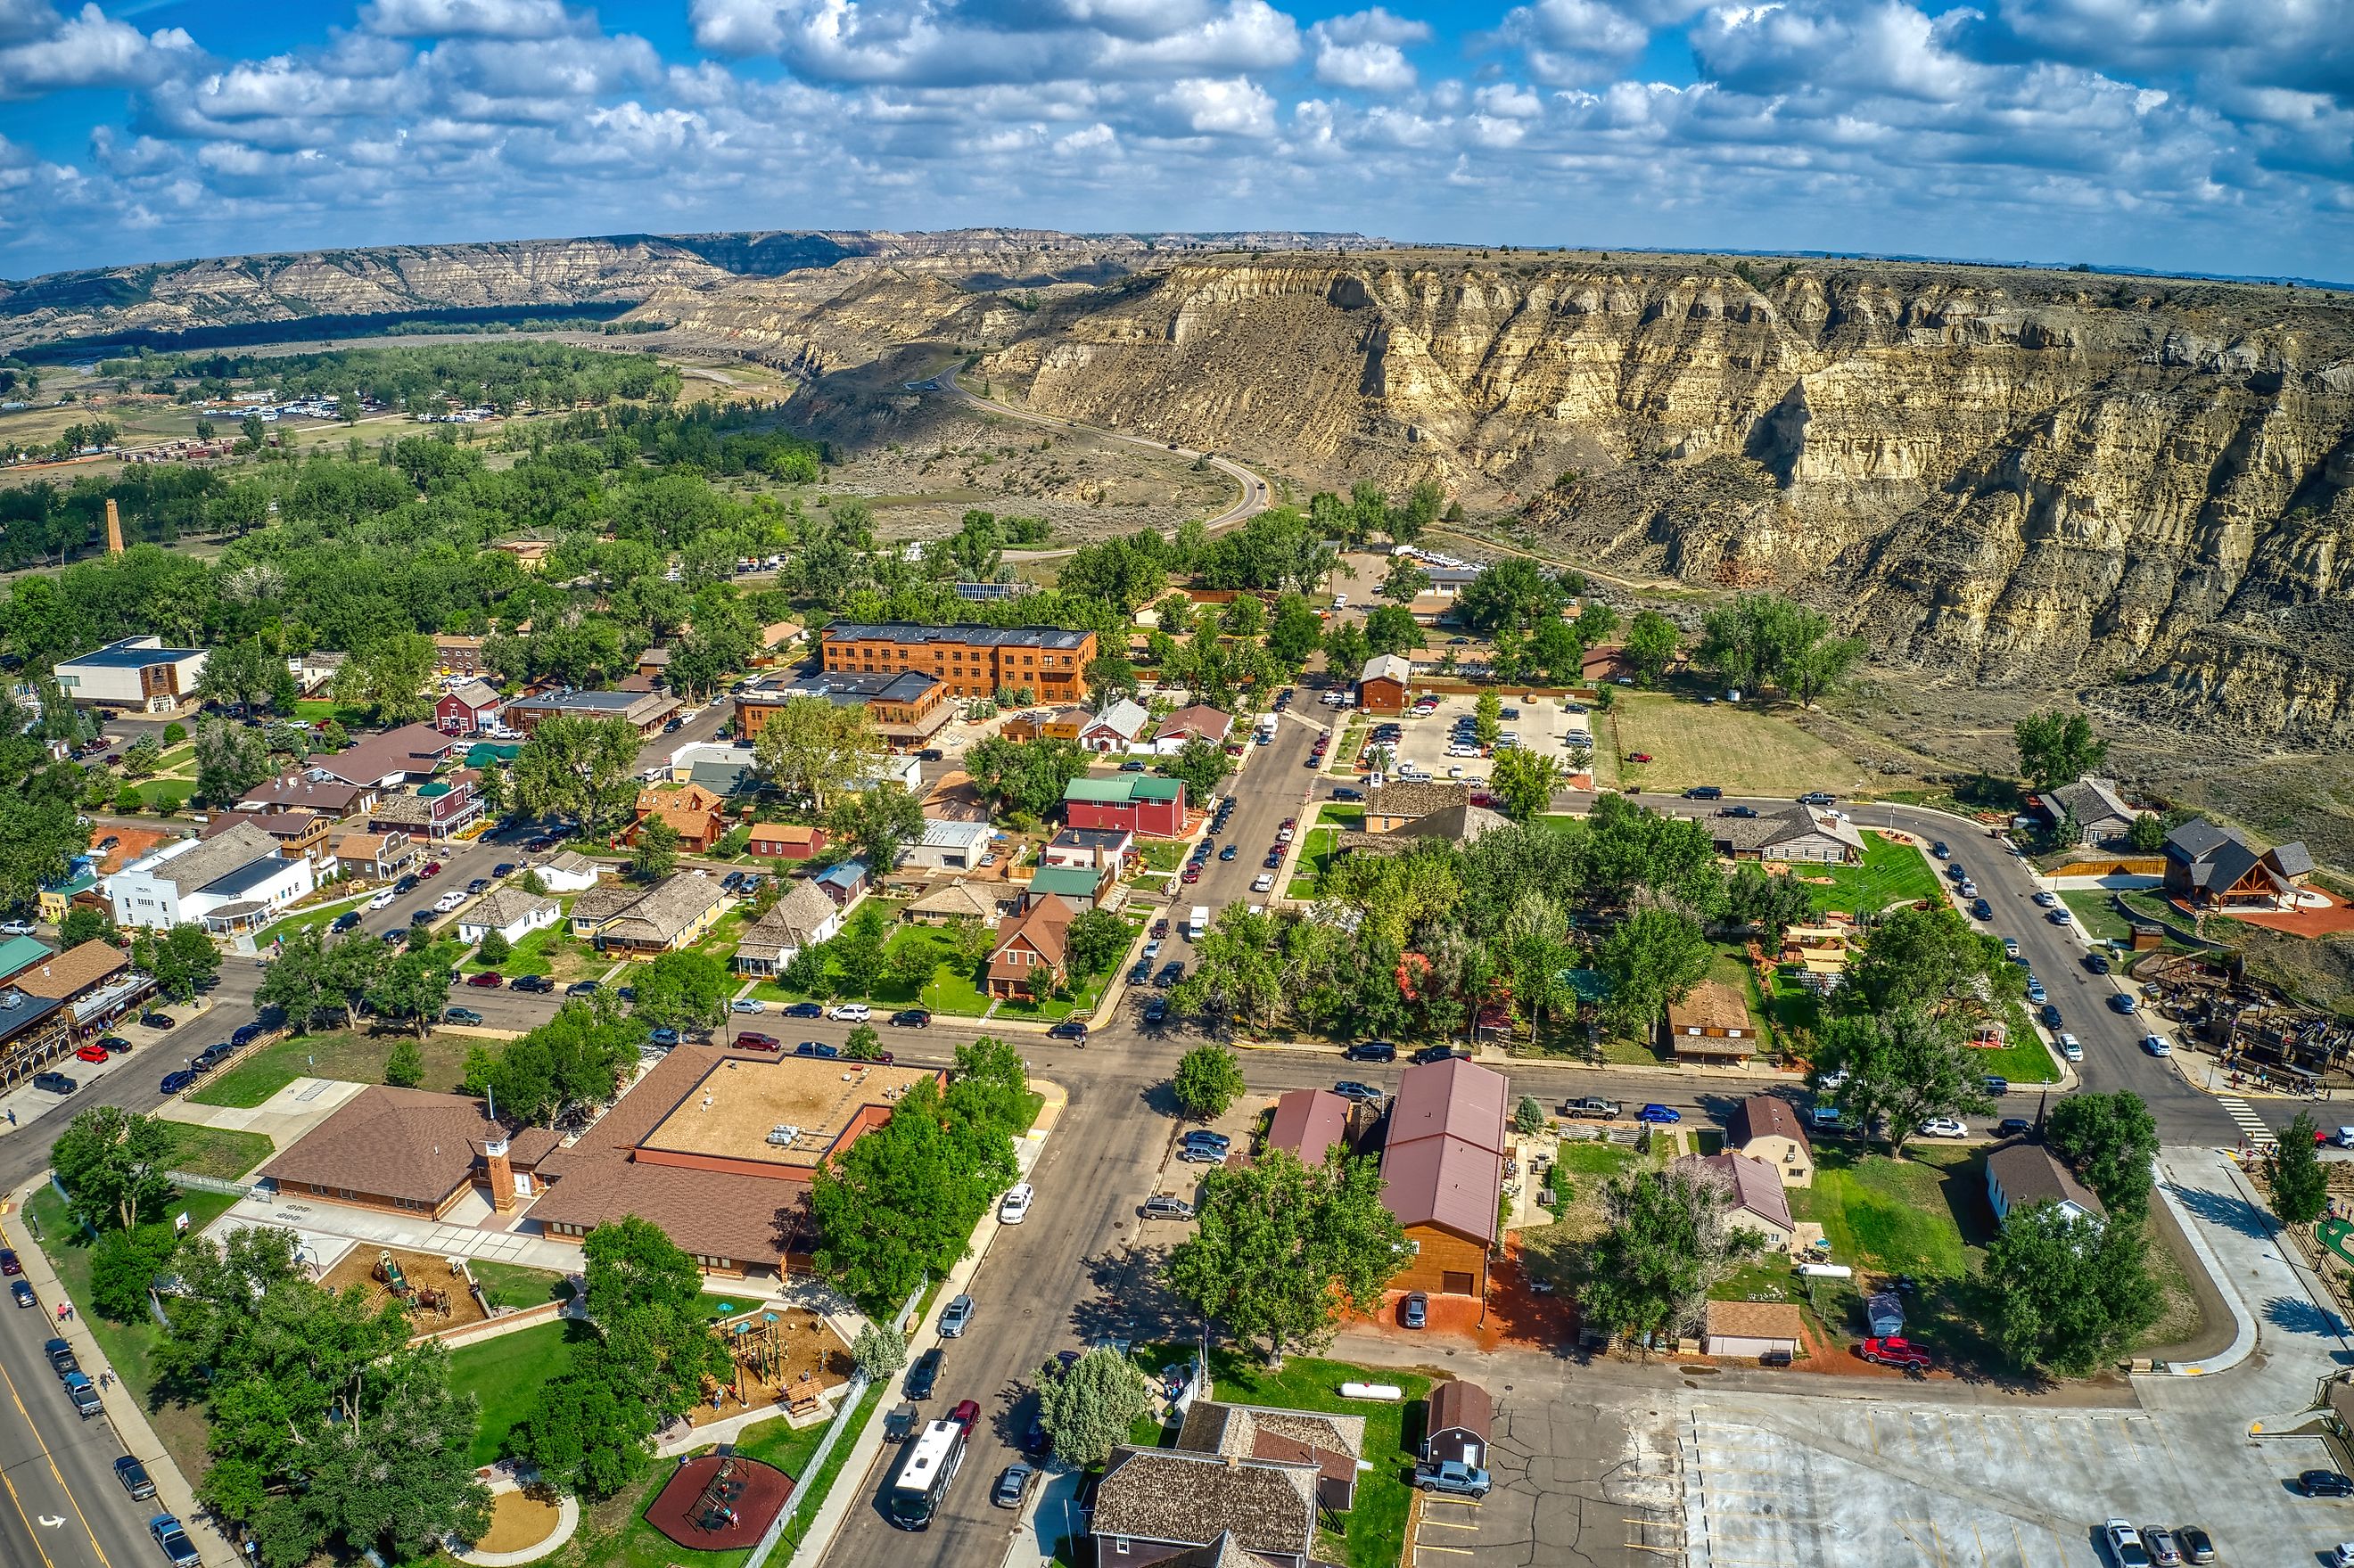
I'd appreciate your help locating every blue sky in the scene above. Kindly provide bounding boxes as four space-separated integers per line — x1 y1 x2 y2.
0 0 2348 281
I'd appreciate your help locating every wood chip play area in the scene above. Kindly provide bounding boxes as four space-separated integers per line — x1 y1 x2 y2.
687 1305 853 1427
318 1244 493 1333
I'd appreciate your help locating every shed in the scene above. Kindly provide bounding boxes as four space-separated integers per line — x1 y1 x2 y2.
1264 1088 1352 1169
1422 1380 1494 1468
1703 1301 1806 1360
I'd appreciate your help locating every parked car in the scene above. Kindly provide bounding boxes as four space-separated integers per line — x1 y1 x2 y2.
1333 1080 1385 1104
2301 1469 2354 1497
998 1184 1033 1224
1048 1020 1090 1042
730 998 765 1014
782 1000 825 1018
992 1462 1036 1509
1412 1043 1460 1065
192 1042 232 1071
1416 1461 1492 1500
11 1279 35 1308
1177 1141 1225 1163
98 1035 132 1055
1683 785 1723 800
332 911 363 932
1798 791 1836 805
466 971 505 988
138 1012 176 1030
63 1371 102 1417
1917 1117 1969 1138
1930 840 1950 858
2110 992 2140 1014
149 1515 202 1568
1183 1129 1232 1153
1970 899 1994 920
45 1338 78 1376
2101 1520 2152 1568
0 1249 16 1277
938 1294 975 1338
160 1070 196 1094
1560 1096 1621 1121
114 1456 156 1501
2174 1526 2213 1564
1250 873 1276 893
794 1040 839 1059
2083 952 2111 974
734 1031 780 1051
31 1071 76 1095
512 975 554 993
231 1022 265 1046
444 1006 486 1026
2039 1002 2064 1028
1982 1076 2009 1096
905 1348 942 1400
566 980 602 997
1400 1292 1428 1329
1635 1104 1682 1124
1719 804 1758 818
2032 890 2057 907
1997 1116 2034 1137
2059 1031 2084 1062
2046 907 2073 925
467 878 491 895
2142 1526 2184 1568
1142 1194 1195 1220
1857 1336 1932 1371
1345 1039 1397 1062
2141 1033 2172 1056
2026 979 2048 1005
891 1009 932 1028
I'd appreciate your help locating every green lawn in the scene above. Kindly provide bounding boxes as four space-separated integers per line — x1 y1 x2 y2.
1770 965 2055 1083
446 1318 586 1466
192 1026 490 1107
1185 1348 1428 1568
461 917 567 977
1286 827 1339 899
1804 832 1942 917
159 1123 275 1181
253 891 375 948
468 1260 571 1311
746 918 996 1016
2061 889 2133 944
1791 1146 1975 1280
292 699 372 727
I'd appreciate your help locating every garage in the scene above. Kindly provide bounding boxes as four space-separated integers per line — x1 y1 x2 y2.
1702 1301 1806 1360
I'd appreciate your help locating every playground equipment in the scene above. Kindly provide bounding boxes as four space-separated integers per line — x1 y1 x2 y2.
414 1285 454 1318
372 1251 411 1298
691 1456 745 1534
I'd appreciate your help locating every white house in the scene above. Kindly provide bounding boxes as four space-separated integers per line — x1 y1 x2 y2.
731 883 846 975
54 636 210 714
1077 698 1151 753
901 818 994 873
456 889 560 947
1986 1141 2105 1226
109 824 314 933
1149 704 1233 754
533 851 603 893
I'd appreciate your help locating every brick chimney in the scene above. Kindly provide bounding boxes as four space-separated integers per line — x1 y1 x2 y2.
482 1132 515 1212
104 498 124 555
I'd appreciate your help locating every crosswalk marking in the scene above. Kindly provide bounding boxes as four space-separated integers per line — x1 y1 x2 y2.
2217 1096 2276 1147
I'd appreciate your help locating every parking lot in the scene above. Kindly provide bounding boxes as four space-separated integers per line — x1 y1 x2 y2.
1403 1386 1683 1568
1375 693 1592 784
1686 1394 2326 1568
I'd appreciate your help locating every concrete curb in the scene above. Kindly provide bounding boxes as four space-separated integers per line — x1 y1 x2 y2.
2149 1156 2256 1377
3 1179 241 1567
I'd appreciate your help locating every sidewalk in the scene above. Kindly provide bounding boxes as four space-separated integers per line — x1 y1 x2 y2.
1 1181 240 1568
781 1078 1069 1568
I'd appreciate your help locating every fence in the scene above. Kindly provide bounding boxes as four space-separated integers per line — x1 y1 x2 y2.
165 1170 250 1197
741 1369 869 1568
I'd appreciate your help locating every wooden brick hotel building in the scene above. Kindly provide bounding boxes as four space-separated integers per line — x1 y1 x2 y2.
819 623 1097 703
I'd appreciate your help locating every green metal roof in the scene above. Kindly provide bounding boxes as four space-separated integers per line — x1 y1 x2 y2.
1063 776 1132 803
1028 866 1102 895
417 781 452 797
0 934 54 981
1128 776 1182 802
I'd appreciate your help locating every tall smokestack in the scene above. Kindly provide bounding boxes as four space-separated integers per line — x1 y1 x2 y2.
104 499 124 555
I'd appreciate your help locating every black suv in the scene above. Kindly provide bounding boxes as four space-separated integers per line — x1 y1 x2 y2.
1683 785 1723 800
1412 1044 1461 1065
1345 1040 1396 1063
905 1348 942 1400
512 974 554 993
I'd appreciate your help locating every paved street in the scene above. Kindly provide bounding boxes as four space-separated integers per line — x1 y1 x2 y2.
0 1293 160 1568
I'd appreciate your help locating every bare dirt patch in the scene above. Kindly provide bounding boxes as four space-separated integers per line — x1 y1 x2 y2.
476 1490 564 1554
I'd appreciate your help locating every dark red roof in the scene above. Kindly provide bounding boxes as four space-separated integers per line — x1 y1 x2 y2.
1264 1088 1350 1168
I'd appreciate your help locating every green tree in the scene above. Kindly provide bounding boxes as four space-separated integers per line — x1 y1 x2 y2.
964 735 1089 820
1694 593 1809 695
1623 610 1677 685
1036 1346 1153 1467
1379 554 1431 603
1173 1041 1247 1121
1594 907 1712 1038
366 946 457 1037
1786 630 1867 708
1458 557 1564 633
844 1022 885 1061
1474 689 1502 746
52 1105 176 1233
1842 902 2019 1019
475 928 512 966
811 1077 1017 1313
1362 604 1424 657
1725 862 1816 947
884 940 935 997
58 906 114 948
132 923 222 1002
1168 906 1285 1032
1221 593 1265 638
119 735 161 779
1980 1204 2157 1377
835 900 891 997
1321 620 1370 685
1514 1096 1548 1137
630 817 679 882
193 718 272 805
1577 793 1725 913
1488 747 1564 821
2127 812 2168 852
851 1321 908 1382
91 1222 181 1321
827 780 926 872
633 949 731 1030
2044 1091 2160 1214
1051 909 1121 980
2013 710 2107 791
383 1038 425 1088
1812 1005 1994 1155
332 630 438 726
1157 738 1231 807
511 715 644 831
2269 1112 2330 1225
752 696 883 811
1165 1148 1406 1365
1582 1164 1757 1347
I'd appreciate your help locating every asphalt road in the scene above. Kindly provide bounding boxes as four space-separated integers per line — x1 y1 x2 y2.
0 1295 156 1568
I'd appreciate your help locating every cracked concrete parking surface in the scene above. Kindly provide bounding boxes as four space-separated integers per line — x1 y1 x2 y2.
1405 1390 1683 1567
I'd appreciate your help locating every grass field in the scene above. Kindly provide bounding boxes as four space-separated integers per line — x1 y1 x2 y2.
2061 889 2134 943
1604 692 1874 796
468 1260 571 1311
747 918 994 1016
1801 832 1943 917
447 1318 585 1466
253 891 375 948
459 917 593 980
191 1027 489 1106
159 1123 275 1180
1794 1146 1974 1281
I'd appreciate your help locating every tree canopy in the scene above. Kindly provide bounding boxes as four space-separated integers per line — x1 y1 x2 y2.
1980 1204 2157 1378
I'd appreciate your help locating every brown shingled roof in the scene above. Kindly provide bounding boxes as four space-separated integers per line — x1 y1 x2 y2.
8 939 128 1000
1727 1094 1811 1156
260 1087 548 1208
